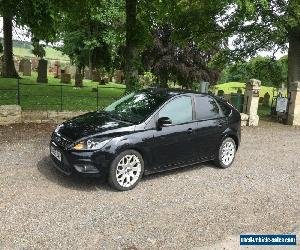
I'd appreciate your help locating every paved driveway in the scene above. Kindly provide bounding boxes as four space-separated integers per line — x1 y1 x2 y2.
0 122 299 249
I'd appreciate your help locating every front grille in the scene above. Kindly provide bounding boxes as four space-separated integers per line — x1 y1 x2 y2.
52 133 72 148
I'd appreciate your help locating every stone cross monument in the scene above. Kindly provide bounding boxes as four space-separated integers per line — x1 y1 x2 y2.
243 79 261 126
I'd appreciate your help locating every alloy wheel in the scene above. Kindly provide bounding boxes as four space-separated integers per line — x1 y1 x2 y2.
221 141 235 166
116 154 142 188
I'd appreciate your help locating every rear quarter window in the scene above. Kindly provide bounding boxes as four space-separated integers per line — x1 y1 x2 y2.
215 98 232 117
194 95 221 120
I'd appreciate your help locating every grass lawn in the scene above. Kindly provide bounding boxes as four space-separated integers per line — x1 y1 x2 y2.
0 72 125 111
212 82 283 117
13 47 70 61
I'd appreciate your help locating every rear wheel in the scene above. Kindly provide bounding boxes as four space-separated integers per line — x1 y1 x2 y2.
214 137 236 168
108 150 144 191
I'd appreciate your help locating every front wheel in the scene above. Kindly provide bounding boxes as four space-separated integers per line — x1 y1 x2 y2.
214 137 236 168
108 150 144 191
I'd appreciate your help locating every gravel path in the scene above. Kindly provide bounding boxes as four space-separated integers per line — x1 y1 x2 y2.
0 121 299 249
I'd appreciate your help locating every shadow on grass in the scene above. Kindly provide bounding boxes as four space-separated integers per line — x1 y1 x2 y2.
37 156 220 191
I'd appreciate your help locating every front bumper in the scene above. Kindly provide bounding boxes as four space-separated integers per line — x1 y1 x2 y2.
49 140 111 176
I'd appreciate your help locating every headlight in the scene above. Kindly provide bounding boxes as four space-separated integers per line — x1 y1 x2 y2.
54 124 64 133
73 138 111 150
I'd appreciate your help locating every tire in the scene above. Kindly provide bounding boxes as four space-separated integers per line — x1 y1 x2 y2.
108 150 144 191
214 137 236 168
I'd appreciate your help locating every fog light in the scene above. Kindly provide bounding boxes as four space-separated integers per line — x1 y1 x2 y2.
74 164 100 173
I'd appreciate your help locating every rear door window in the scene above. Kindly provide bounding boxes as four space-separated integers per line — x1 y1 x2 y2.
194 96 221 120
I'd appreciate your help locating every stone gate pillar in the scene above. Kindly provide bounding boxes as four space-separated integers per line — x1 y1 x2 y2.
287 81 300 126
243 79 261 126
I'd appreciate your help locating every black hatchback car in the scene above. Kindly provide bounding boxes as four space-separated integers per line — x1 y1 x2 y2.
50 88 241 191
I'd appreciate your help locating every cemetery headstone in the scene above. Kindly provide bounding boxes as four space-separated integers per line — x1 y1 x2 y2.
217 89 224 96
54 61 61 78
31 58 38 71
114 70 123 83
237 88 243 94
263 92 270 106
84 68 91 80
19 58 26 72
37 59 48 83
61 73 71 84
23 59 32 76
92 69 101 82
75 73 83 87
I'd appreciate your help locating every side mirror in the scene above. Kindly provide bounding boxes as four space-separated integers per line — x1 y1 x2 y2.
157 117 172 128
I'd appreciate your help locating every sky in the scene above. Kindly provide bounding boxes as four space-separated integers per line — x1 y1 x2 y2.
0 17 287 59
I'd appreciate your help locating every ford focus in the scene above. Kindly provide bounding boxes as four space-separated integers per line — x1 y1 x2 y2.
50 88 241 191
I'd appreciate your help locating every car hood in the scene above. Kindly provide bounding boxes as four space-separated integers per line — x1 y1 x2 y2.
57 111 133 141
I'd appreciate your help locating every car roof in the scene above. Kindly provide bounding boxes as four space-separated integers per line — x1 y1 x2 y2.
145 87 212 97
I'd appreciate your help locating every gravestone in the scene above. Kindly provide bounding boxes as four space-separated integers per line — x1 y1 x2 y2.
31 58 38 71
259 97 264 104
237 88 243 94
37 59 48 83
75 73 83 87
61 73 71 84
54 61 61 78
23 59 31 76
114 70 123 83
84 68 91 80
99 76 108 85
19 58 26 72
92 69 101 82
263 92 270 106
217 89 224 96
200 81 210 93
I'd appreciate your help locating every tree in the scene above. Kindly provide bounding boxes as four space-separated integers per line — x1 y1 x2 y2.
142 26 220 88
57 0 124 78
0 0 57 78
0 0 20 78
221 56 288 87
124 0 139 91
221 1 300 87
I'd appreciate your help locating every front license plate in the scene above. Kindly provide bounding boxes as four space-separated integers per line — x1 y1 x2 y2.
51 146 62 162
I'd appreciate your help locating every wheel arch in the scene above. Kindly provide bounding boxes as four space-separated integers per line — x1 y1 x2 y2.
222 133 240 149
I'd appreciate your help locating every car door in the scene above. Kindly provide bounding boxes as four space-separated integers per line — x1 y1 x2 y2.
150 95 197 171
193 95 227 160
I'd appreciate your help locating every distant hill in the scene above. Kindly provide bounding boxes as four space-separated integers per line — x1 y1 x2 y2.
0 39 70 61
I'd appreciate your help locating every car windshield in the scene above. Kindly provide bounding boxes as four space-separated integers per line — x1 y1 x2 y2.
104 90 170 124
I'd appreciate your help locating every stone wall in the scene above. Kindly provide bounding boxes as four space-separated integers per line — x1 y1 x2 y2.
0 105 22 125
0 105 86 125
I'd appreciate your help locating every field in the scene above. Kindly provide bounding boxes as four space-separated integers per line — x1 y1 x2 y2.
13 47 70 61
0 72 125 111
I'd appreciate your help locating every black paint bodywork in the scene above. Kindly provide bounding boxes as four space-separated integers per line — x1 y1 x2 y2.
50 89 241 176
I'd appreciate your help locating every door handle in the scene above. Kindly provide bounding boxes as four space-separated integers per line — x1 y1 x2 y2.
187 128 193 134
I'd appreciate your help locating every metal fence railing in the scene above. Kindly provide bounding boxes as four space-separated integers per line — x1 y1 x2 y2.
0 79 125 111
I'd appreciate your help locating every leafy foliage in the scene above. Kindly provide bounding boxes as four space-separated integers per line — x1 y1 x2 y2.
142 26 220 88
220 56 288 87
